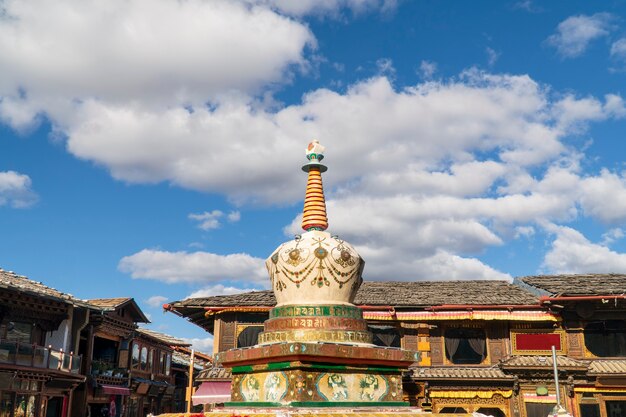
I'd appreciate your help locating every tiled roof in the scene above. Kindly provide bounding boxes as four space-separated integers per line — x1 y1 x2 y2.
588 360 626 375
136 328 190 347
519 274 626 297
197 366 232 381
0 268 87 306
171 351 205 370
500 355 588 370
173 280 538 308
87 297 150 323
86 297 133 309
411 366 513 380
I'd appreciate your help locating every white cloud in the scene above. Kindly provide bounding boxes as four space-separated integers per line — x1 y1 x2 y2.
0 171 38 208
227 211 241 223
418 60 437 79
94 69 626 282
0 0 314 130
376 58 396 77
579 170 626 223
189 210 224 231
187 284 260 299
247 0 397 17
543 225 626 274
145 295 168 308
601 228 624 246
513 1 541 13
188 209 241 230
486 47 499 66
611 38 626 60
546 13 614 58
182 336 214 355
57 71 625 205
118 249 267 285
515 226 535 239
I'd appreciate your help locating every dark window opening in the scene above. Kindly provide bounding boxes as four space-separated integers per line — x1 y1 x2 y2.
131 343 140 369
5 322 33 344
439 406 468 413
580 403 601 417
237 326 263 348
584 320 626 357
369 325 401 348
606 401 626 417
477 407 506 417
444 328 486 364
93 337 118 372
525 402 556 417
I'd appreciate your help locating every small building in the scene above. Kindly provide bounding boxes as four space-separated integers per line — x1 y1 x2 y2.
72 297 150 417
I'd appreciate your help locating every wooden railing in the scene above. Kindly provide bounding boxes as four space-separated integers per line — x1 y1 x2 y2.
0 339 81 374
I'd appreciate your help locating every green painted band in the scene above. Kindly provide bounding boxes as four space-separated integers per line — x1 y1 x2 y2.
231 362 404 373
270 305 363 319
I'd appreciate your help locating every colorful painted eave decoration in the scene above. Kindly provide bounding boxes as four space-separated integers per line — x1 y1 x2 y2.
363 310 558 322
204 308 558 321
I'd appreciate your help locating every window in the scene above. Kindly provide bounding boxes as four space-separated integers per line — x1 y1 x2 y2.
236 326 263 348
584 320 626 357
444 328 486 364
580 403 600 417
525 402 556 417
147 349 154 372
165 353 171 376
476 407 505 417
369 325 401 348
439 407 467 413
5 322 32 344
159 352 165 374
607 401 626 417
140 347 148 370
131 343 140 369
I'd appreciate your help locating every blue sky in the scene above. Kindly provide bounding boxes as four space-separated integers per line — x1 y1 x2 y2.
2 0 626 350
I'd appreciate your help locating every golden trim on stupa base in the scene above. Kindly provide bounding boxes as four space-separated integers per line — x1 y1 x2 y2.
258 329 373 344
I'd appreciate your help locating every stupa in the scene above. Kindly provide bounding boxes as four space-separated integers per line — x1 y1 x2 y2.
213 141 421 415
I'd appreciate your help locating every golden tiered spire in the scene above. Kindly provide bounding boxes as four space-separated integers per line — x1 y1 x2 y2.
301 140 328 232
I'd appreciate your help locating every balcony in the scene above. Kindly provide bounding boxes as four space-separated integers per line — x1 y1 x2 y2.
90 359 129 387
0 339 81 374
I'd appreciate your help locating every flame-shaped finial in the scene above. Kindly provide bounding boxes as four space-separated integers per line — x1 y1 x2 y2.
301 140 328 232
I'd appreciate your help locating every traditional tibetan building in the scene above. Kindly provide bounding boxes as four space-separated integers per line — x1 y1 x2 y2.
166 274 626 417
0 269 88 417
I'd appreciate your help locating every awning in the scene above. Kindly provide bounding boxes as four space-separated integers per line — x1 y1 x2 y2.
192 381 231 405
102 385 131 396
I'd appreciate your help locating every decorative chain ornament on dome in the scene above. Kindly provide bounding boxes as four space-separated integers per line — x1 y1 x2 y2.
268 235 361 290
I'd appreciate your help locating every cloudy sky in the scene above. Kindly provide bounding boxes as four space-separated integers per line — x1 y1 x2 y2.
2 0 626 350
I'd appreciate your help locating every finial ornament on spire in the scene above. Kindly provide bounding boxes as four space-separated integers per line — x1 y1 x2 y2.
301 140 328 232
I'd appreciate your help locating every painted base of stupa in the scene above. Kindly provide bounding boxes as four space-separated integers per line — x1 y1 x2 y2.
216 341 418 408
